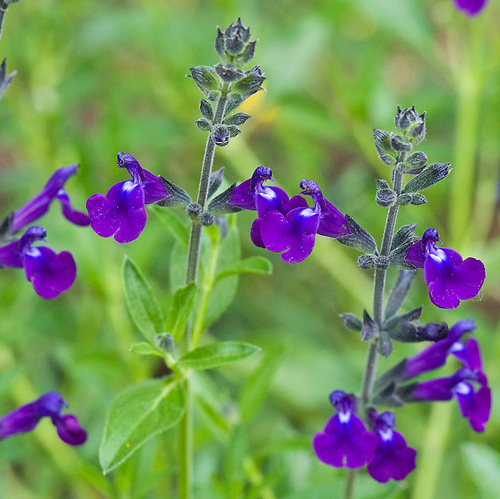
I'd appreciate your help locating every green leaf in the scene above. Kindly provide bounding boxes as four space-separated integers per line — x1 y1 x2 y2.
223 424 246 498
129 342 162 357
177 341 261 370
122 256 164 343
149 204 189 250
99 378 185 473
461 443 500 499
166 282 197 342
214 256 272 284
239 344 285 422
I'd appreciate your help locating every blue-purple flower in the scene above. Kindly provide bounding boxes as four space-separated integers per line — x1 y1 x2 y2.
86 152 168 243
313 391 377 469
366 410 417 483
0 391 87 445
10 164 90 234
230 168 350 263
0 226 76 299
400 320 491 432
406 228 485 309
454 0 488 16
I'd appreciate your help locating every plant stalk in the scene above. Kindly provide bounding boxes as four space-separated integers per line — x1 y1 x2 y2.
178 89 228 499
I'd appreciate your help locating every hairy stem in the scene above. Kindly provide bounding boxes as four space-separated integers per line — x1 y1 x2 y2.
0 2 8 44
178 89 228 499
346 166 405 499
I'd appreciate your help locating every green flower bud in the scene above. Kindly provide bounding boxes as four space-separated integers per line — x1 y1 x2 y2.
187 66 221 96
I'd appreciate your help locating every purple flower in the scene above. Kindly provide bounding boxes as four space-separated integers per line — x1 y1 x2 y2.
10 164 90 234
406 228 485 309
0 226 76 299
86 152 167 243
366 410 417 483
0 391 87 445
401 325 491 432
231 168 350 263
313 391 377 469
403 319 475 379
454 0 488 16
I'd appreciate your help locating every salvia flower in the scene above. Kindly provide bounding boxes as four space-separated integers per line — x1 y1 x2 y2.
400 320 491 432
453 0 488 16
366 410 417 483
0 391 87 445
0 226 76 299
86 152 168 243
405 228 485 309
10 164 90 234
313 391 377 469
403 319 475 379
231 168 350 263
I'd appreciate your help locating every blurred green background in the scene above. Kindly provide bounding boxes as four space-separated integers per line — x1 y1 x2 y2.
0 0 499 497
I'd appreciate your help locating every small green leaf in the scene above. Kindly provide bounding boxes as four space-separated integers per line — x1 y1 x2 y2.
129 342 162 357
214 256 272 283
166 282 197 342
99 378 185 473
149 205 189 250
177 341 260 370
122 256 164 343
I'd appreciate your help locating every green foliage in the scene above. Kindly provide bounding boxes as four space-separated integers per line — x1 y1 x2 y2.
99 378 185 473
166 282 197 342
122 255 165 343
178 341 260 370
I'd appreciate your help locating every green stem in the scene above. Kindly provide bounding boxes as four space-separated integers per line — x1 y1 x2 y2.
0 2 8 44
178 89 228 499
347 166 405 499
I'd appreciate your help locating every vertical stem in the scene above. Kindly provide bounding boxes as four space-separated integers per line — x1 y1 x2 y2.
178 89 228 499
345 167 404 499
0 3 8 44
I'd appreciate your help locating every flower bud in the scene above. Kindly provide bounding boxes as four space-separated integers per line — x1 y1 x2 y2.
186 202 202 219
187 66 221 96
375 180 397 207
211 124 230 147
200 212 215 226
373 129 397 166
215 19 256 68
394 106 426 145
404 151 427 169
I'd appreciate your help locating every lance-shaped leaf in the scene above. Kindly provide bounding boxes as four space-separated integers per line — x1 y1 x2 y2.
339 313 363 332
122 256 165 343
156 177 191 207
99 378 185 473
385 269 417 319
200 98 214 121
129 341 163 357
361 310 378 341
177 341 260 370
208 167 225 199
214 256 272 284
337 215 377 253
377 330 393 357
208 183 242 215
384 306 423 330
389 224 419 267
373 359 407 399
403 163 450 193
223 112 251 126
166 282 197 343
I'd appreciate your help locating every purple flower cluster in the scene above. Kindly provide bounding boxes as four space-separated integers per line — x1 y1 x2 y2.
229 167 350 263
0 165 89 298
454 0 488 16
86 152 168 243
0 392 87 446
401 319 491 432
313 391 416 482
406 228 485 309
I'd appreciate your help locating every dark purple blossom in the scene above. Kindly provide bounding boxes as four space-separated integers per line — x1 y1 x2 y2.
453 0 488 16
313 391 377 469
406 228 485 309
0 226 76 299
86 152 167 243
400 321 490 432
403 319 475 379
231 168 350 263
366 410 417 483
10 164 90 234
0 391 87 445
